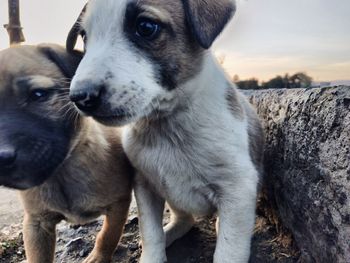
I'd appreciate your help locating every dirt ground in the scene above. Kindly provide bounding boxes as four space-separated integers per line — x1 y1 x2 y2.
0 188 23 229
0 192 301 263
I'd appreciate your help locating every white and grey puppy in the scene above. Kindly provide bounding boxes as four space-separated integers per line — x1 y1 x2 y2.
67 0 264 262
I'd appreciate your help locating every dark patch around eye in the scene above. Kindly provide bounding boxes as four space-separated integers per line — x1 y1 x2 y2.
124 2 140 33
136 18 161 40
15 77 64 101
29 89 50 102
123 2 180 91
123 1 207 93
124 3 173 45
28 84 65 103
16 78 32 91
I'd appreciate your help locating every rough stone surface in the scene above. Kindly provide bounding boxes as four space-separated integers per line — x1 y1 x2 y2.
247 86 350 263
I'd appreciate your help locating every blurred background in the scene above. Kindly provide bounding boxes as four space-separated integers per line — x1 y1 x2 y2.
0 0 350 87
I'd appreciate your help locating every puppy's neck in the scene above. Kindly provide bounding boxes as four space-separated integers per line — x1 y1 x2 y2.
180 51 229 105
133 51 231 131
65 119 109 163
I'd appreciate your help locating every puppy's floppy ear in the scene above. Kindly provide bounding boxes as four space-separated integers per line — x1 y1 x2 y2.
182 0 236 49
38 44 83 79
66 4 87 53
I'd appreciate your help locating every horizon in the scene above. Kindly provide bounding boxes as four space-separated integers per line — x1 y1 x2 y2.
1 0 349 82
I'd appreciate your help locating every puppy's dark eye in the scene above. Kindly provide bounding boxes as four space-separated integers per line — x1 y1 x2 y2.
29 89 50 102
136 18 161 40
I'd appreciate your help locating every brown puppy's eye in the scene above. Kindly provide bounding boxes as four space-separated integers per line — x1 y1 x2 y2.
136 18 161 40
29 89 50 102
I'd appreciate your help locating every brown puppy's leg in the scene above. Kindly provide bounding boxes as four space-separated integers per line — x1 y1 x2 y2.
23 213 58 263
84 198 131 263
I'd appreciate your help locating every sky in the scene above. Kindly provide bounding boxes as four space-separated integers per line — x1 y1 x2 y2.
0 0 350 82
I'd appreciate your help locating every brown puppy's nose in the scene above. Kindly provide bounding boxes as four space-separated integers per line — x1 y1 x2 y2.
70 82 104 113
0 147 17 168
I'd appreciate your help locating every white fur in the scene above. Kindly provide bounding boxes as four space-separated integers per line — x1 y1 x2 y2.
122 54 258 263
71 0 174 125
70 1 260 262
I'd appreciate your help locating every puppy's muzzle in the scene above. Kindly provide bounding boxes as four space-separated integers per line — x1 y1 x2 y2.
70 80 134 126
70 81 104 114
0 146 17 169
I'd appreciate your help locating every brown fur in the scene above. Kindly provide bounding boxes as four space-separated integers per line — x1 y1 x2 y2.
182 0 235 48
0 45 133 263
124 0 204 90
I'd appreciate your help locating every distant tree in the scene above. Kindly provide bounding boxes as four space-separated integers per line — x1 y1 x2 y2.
289 72 313 89
236 78 260 90
235 72 313 90
261 75 285 89
283 73 291 89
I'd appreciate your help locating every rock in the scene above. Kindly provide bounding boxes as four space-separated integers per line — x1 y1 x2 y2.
79 248 88 258
128 242 139 251
55 221 97 262
247 86 350 263
0 224 24 263
65 237 86 253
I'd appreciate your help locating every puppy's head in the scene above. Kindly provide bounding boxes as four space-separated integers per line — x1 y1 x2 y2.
68 0 235 126
0 45 83 189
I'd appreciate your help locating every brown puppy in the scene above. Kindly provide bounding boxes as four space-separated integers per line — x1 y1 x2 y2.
0 44 133 263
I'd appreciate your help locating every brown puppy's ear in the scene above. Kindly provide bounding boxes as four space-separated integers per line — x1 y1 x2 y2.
38 44 83 79
182 0 236 49
66 4 87 53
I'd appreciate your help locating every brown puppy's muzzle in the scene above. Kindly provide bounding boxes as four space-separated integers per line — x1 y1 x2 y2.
0 146 17 168
0 112 72 190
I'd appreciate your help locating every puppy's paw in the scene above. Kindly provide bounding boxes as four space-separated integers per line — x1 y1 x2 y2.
83 251 111 263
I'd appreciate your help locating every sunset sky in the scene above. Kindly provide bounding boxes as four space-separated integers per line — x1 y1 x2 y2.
1 0 349 82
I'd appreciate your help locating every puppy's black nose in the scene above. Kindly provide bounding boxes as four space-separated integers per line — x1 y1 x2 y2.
0 147 17 169
70 83 104 113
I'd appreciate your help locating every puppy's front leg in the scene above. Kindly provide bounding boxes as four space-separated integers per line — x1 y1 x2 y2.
23 213 58 263
214 168 258 263
84 197 131 263
134 175 167 263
